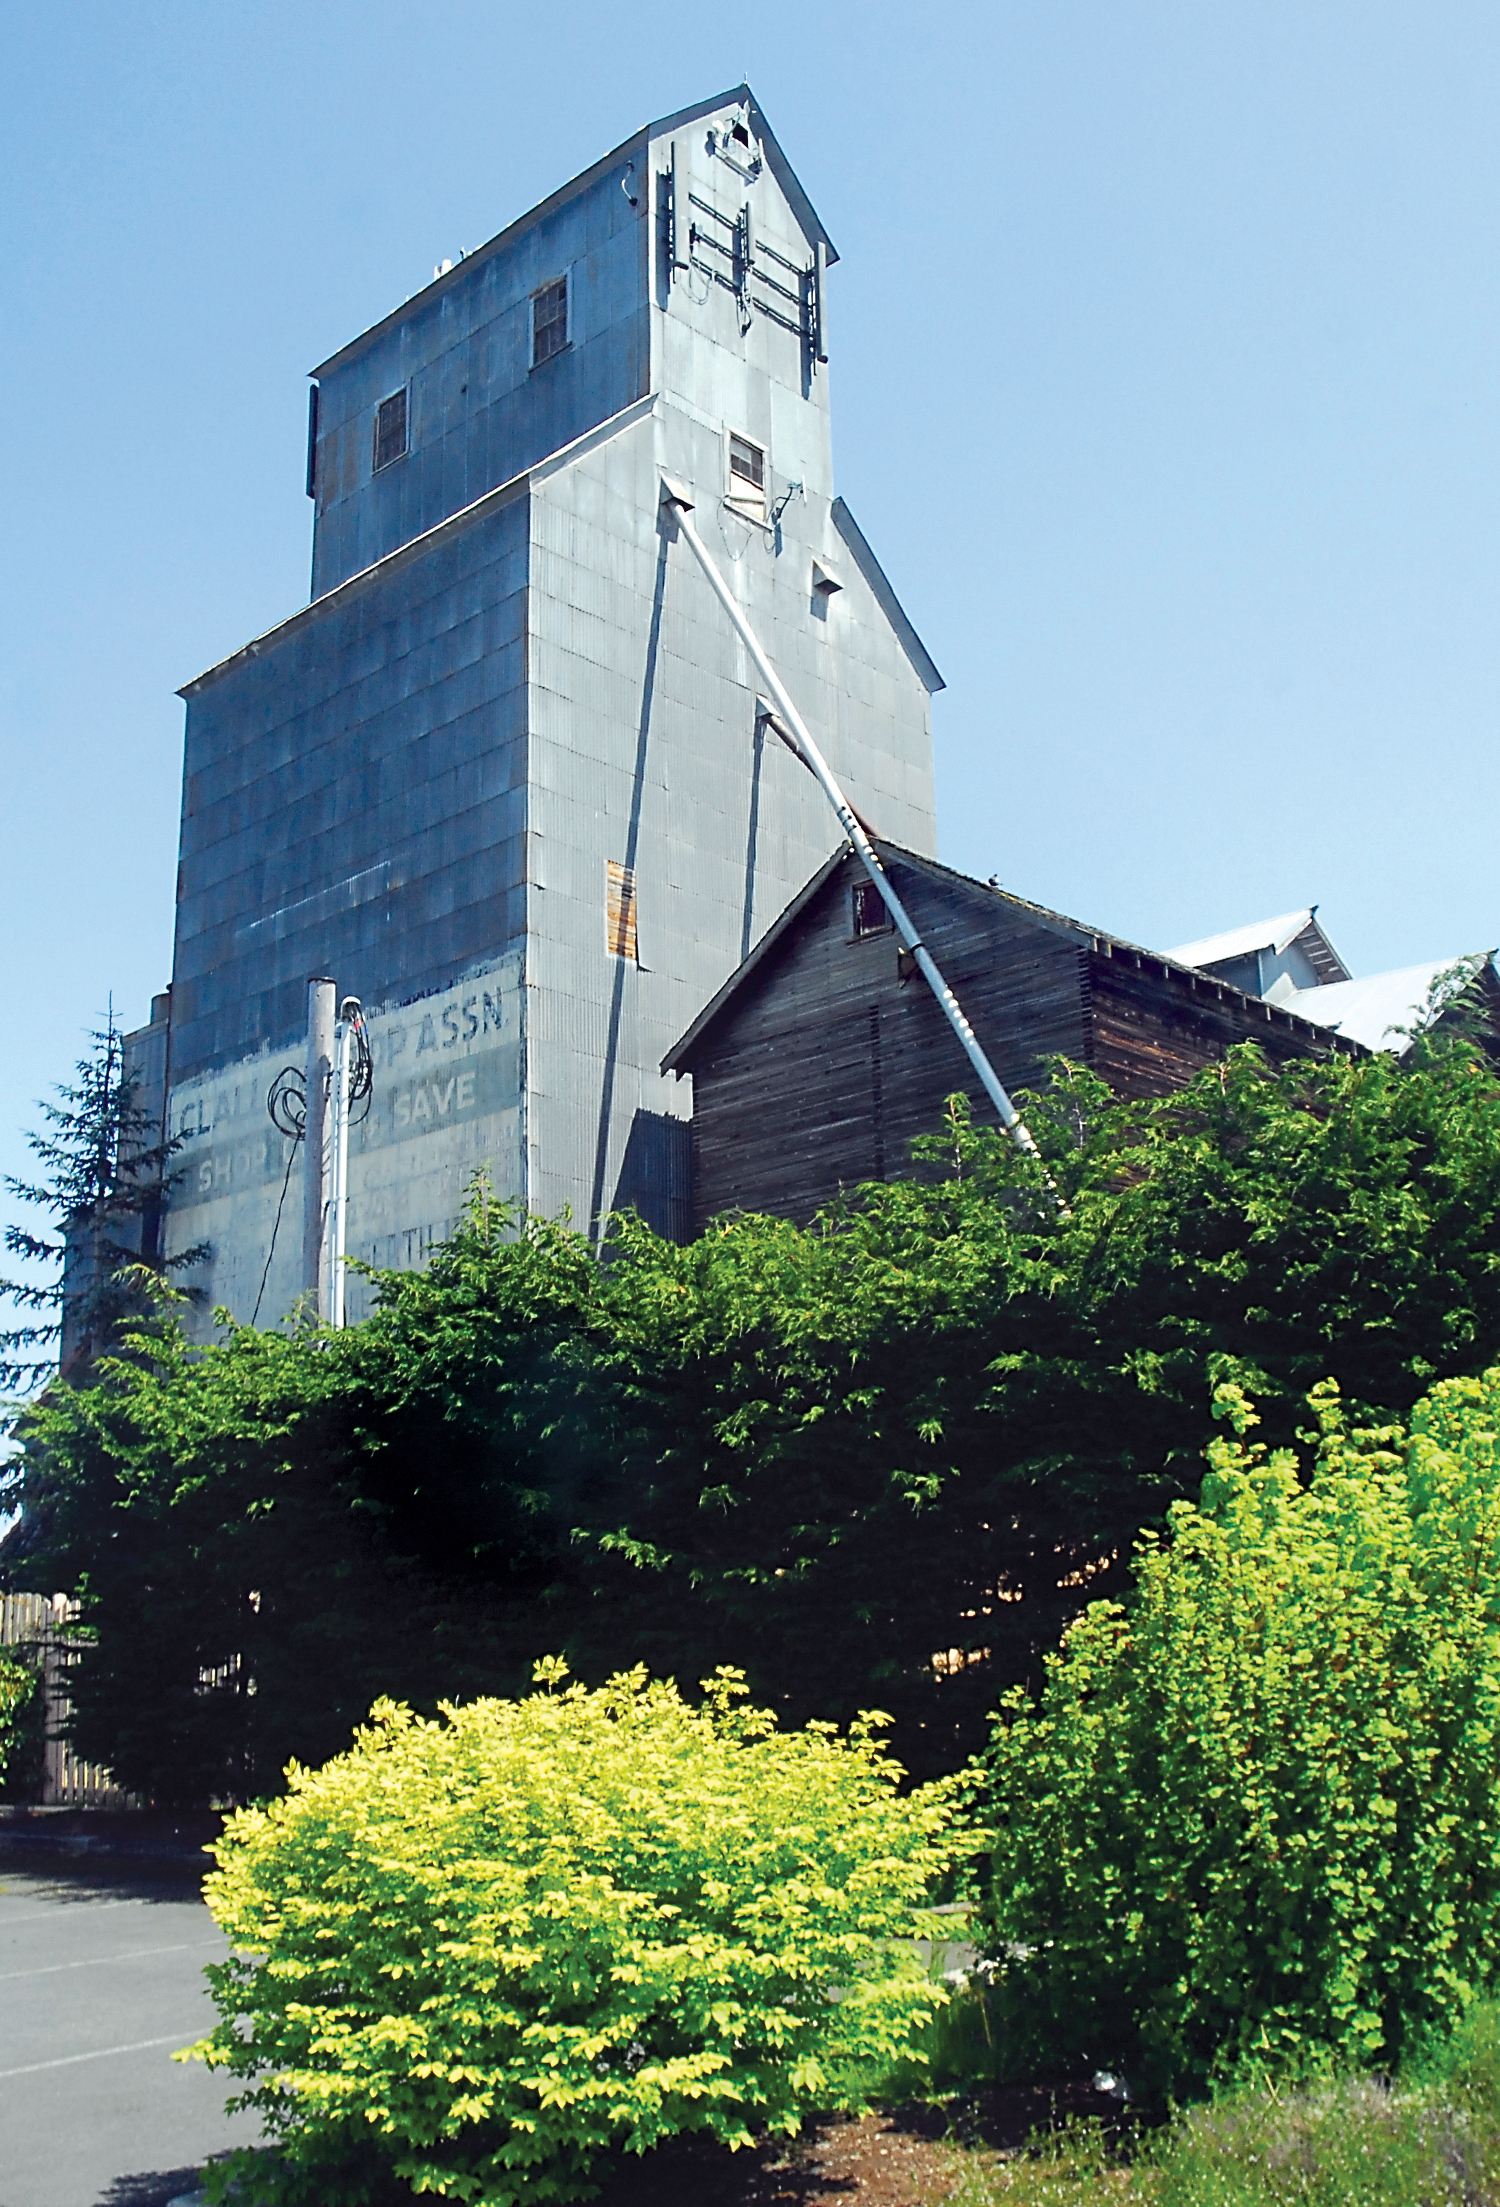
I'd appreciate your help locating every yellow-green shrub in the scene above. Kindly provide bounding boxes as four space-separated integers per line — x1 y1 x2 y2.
192 1663 960 2205
0 1650 37 1794
978 1370 1500 2101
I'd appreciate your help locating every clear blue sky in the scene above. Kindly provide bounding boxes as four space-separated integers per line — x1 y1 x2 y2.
2 1 1497 1222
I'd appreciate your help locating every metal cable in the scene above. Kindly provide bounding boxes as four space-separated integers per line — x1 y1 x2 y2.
268 1064 307 1141
343 1001 374 1123
252 1073 304 1325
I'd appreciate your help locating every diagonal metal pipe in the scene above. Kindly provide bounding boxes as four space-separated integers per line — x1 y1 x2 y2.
661 478 1048 1177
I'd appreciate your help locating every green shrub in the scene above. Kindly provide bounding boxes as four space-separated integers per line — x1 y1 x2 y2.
977 1368 1500 2101
191 1662 961 2206
21 1030 1500 1807
940 2053 1500 2207
0 1649 38 1796
1149 2071 1500 2207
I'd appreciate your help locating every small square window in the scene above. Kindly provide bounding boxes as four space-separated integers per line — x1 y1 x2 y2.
729 432 765 495
532 276 569 367
852 882 891 939
373 387 408 472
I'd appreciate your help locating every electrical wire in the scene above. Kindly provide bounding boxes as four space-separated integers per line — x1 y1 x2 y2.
341 1000 374 1123
253 1098 303 1326
268 1063 307 1141
253 1008 374 1327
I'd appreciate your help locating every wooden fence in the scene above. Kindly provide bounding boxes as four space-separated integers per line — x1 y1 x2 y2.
0 1592 138 1808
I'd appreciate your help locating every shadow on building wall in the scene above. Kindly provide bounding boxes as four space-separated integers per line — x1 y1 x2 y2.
610 1110 692 1244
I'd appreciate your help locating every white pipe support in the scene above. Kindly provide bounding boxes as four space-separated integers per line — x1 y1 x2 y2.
303 976 336 1320
329 1012 352 1327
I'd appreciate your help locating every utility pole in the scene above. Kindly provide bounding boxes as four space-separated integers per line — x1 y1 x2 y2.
328 999 360 1329
301 977 335 1320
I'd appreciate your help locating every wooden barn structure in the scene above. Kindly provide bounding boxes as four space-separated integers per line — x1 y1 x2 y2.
663 841 1363 1231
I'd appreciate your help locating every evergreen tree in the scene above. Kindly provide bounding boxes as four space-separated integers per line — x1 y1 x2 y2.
1 1009 200 1418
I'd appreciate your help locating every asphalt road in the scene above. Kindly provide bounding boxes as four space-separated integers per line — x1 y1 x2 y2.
0 1849 261 2207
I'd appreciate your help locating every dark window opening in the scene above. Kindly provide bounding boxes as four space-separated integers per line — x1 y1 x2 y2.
373 388 408 472
731 120 751 147
729 432 765 494
532 277 569 366
853 882 892 938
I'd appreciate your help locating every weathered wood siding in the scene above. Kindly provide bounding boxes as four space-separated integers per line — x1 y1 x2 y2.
682 851 1355 1232
686 854 1088 1227
1087 944 1331 1096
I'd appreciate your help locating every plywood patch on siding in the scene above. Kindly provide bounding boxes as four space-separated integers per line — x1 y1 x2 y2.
606 860 638 962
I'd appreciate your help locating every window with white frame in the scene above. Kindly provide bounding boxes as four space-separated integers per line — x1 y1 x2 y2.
727 431 765 517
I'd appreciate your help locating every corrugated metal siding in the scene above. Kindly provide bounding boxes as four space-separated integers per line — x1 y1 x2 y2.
171 495 531 1089
524 389 938 1245
312 154 651 598
160 96 945 1320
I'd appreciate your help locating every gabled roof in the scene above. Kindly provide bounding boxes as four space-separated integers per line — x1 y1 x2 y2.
650 85 837 265
1168 907 1350 984
664 842 851 1071
1268 956 1500 1053
663 840 1360 1074
312 87 834 381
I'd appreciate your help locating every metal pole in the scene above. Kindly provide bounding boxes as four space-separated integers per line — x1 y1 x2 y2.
660 480 1046 1171
302 977 336 1318
329 1007 353 1328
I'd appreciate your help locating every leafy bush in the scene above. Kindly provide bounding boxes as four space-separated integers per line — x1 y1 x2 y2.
16 1033 1500 1802
1146 2070 1500 2207
941 2038 1500 2206
191 1663 961 2206
0 1648 38 1794
978 1367 1500 2101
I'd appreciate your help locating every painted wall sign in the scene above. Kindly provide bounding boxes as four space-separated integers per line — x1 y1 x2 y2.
163 953 525 1334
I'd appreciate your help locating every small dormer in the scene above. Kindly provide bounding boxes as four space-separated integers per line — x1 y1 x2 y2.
1168 908 1351 998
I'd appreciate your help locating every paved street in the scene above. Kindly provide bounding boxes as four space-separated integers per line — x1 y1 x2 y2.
0 1849 261 2207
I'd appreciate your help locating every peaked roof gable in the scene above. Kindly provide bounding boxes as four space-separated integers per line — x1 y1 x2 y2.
664 841 1359 1074
649 85 838 264
312 87 834 382
1168 907 1350 985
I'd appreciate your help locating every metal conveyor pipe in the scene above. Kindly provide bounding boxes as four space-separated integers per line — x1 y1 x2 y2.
661 478 1048 1178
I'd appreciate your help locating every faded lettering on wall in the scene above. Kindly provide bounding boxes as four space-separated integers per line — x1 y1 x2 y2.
163 954 525 1334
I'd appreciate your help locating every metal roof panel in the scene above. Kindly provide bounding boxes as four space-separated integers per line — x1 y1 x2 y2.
1270 956 1498 1052
1167 908 1317 969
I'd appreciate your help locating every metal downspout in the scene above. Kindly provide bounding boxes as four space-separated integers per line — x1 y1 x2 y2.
660 478 1048 1178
